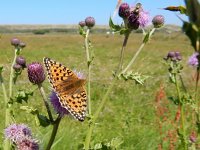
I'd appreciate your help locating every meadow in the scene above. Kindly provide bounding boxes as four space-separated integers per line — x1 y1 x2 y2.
0 30 195 149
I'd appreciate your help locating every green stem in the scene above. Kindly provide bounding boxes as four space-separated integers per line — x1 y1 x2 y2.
45 115 62 150
85 28 92 115
0 73 10 150
9 49 18 98
175 74 187 150
84 32 130 150
121 28 155 74
38 83 54 123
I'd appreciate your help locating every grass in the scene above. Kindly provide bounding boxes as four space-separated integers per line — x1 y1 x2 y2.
0 31 195 149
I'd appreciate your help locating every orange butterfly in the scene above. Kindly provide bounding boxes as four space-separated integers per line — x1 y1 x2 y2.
43 57 87 121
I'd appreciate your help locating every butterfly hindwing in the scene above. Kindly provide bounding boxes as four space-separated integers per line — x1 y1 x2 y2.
43 57 87 121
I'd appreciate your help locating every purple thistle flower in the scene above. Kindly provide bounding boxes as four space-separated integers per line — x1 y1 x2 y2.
118 3 130 19
50 91 69 116
152 15 165 28
188 52 199 67
128 4 150 29
27 62 45 84
13 64 22 72
4 124 32 143
16 56 26 68
11 38 20 47
16 136 39 150
79 21 86 27
85 16 95 28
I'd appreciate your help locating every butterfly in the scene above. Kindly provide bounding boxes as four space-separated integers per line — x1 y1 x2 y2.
43 57 87 121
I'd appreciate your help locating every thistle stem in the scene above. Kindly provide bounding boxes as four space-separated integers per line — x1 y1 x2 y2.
121 28 155 74
0 72 10 150
45 115 62 150
85 28 92 115
38 83 54 123
175 74 187 150
84 32 130 150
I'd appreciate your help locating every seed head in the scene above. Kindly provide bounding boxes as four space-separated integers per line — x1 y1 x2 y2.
152 15 165 28
27 62 45 84
85 16 95 28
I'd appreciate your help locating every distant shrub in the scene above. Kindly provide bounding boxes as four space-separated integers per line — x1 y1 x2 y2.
33 29 49 35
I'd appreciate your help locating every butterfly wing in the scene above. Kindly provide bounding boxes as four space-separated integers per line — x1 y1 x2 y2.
43 57 87 121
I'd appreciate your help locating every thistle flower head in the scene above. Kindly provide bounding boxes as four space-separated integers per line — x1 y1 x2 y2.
4 124 32 143
50 91 69 116
16 136 39 150
16 56 26 68
128 3 150 29
118 3 130 19
27 62 45 84
85 16 95 28
152 15 165 28
188 52 199 67
79 21 86 27
11 38 20 47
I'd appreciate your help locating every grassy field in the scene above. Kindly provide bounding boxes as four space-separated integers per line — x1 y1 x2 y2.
0 31 195 149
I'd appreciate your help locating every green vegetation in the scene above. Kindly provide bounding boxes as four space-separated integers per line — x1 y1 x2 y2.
0 31 194 149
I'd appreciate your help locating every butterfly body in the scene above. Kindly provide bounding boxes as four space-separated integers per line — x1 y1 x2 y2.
43 57 87 121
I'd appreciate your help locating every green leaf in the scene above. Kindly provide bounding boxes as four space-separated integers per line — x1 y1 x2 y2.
37 114 51 127
182 21 200 51
15 90 33 103
109 17 121 32
79 26 86 37
168 96 179 105
0 66 3 73
20 106 38 115
110 137 124 149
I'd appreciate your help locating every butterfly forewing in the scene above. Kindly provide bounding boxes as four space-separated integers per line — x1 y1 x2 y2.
43 57 87 121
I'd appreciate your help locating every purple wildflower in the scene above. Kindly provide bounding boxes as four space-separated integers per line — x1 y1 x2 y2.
50 91 69 116
27 62 45 84
4 124 32 143
118 3 130 19
16 136 39 150
152 15 165 28
85 16 95 28
188 52 199 67
164 51 182 61
128 3 150 29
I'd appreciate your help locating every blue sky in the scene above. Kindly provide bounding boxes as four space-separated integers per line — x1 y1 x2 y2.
0 0 187 26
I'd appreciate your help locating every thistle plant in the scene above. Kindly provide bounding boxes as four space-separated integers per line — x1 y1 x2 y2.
78 2 165 149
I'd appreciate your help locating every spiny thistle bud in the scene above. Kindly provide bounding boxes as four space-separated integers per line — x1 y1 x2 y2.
11 38 20 47
27 62 45 84
16 56 26 68
79 21 86 27
164 51 182 61
85 16 95 28
13 64 22 72
152 15 165 28
19 42 26 48
118 3 130 19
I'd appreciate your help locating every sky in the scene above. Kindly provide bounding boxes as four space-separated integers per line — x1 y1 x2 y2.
0 0 187 26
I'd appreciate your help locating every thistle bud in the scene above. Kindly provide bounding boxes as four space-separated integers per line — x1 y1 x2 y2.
11 38 20 47
85 16 95 28
152 15 165 28
118 3 130 19
79 21 86 27
16 56 26 68
27 62 45 84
